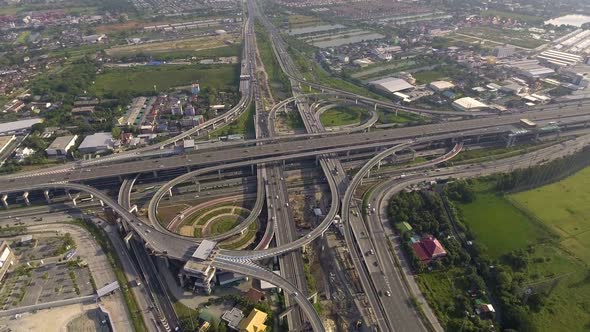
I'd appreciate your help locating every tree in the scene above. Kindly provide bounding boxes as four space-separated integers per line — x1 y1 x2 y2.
111 127 122 139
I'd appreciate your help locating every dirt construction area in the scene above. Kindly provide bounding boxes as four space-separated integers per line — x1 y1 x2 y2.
106 34 239 56
0 303 105 332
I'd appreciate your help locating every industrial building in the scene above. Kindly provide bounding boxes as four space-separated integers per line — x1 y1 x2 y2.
369 77 414 94
0 241 15 283
560 64 590 88
428 80 455 92
452 97 489 112
46 135 78 157
492 45 515 59
0 118 43 135
78 133 115 154
505 60 554 80
537 50 583 67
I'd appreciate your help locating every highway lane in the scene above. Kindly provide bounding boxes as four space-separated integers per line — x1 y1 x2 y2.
3 106 590 189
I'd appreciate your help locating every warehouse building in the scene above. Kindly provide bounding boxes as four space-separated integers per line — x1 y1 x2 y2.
369 77 414 94
46 135 78 157
452 97 489 112
505 60 554 80
428 80 455 92
538 50 583 67
0 118 43 135
78 133 115 154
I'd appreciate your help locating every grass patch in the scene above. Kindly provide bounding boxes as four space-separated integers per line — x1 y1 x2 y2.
319 106 369 127
146 44 241 61
256 23 291 99
91 64 238 97
173 301 200 331
459 189 549 259
105 34 239 57
15 31 31 44
278 111 304 130
510 166 590 264
209 215 241 236
458 26 546 49
376 109 422 124
416 268 462 327
219 223 257 249
413 69 450 84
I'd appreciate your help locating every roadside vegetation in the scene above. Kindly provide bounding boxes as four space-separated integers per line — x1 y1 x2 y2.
207 103 256 139
389 144 590 331
255 23 292 99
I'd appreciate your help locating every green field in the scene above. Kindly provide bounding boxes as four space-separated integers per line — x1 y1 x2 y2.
319 106 370 127
209 215 241 235
90 64 238 96
459 190 549 259
510 166 590 264
455 167 590 331
458 26 546 49
377 109 421 124
413 70 450 84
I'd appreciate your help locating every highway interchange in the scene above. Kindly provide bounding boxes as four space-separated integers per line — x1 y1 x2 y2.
3 2 590 331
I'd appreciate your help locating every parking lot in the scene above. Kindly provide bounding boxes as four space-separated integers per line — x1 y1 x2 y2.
0 263 94 310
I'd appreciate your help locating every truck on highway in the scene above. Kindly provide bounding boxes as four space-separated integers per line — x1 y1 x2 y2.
520 118 537 128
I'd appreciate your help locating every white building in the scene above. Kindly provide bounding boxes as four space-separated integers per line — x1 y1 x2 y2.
46 135 78 157
369 77 414 94
428 80 455 92
452 97 489 112
78 133 115 154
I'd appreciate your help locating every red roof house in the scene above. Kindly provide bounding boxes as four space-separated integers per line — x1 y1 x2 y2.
412 235 447 263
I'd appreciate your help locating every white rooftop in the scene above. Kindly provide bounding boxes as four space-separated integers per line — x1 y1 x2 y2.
369 77 414 93
192 239 217 260
78 133 114 150
452 97 488 110
429 80 455 90
0 118 43 134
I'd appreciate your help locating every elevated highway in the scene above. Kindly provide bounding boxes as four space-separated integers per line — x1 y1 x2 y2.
3 106 590 190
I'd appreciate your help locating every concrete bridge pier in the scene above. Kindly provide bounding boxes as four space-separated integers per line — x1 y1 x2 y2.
178 272 186 288
153 170 158 178
22 192 30 206
251 164 255 175
355 99 358 105
506 135 517 148
377 160 382 170
44 190 51 204
71 193 80 206
66 190 72 200
315 155 320 166
218 169 222 179
1 194 8 209
89 194 94 202
374 103 377 111
123 232 133 249
99 199 105 207
168 188 173 198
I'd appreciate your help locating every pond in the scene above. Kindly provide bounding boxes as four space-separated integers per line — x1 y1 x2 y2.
545 14 590 27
